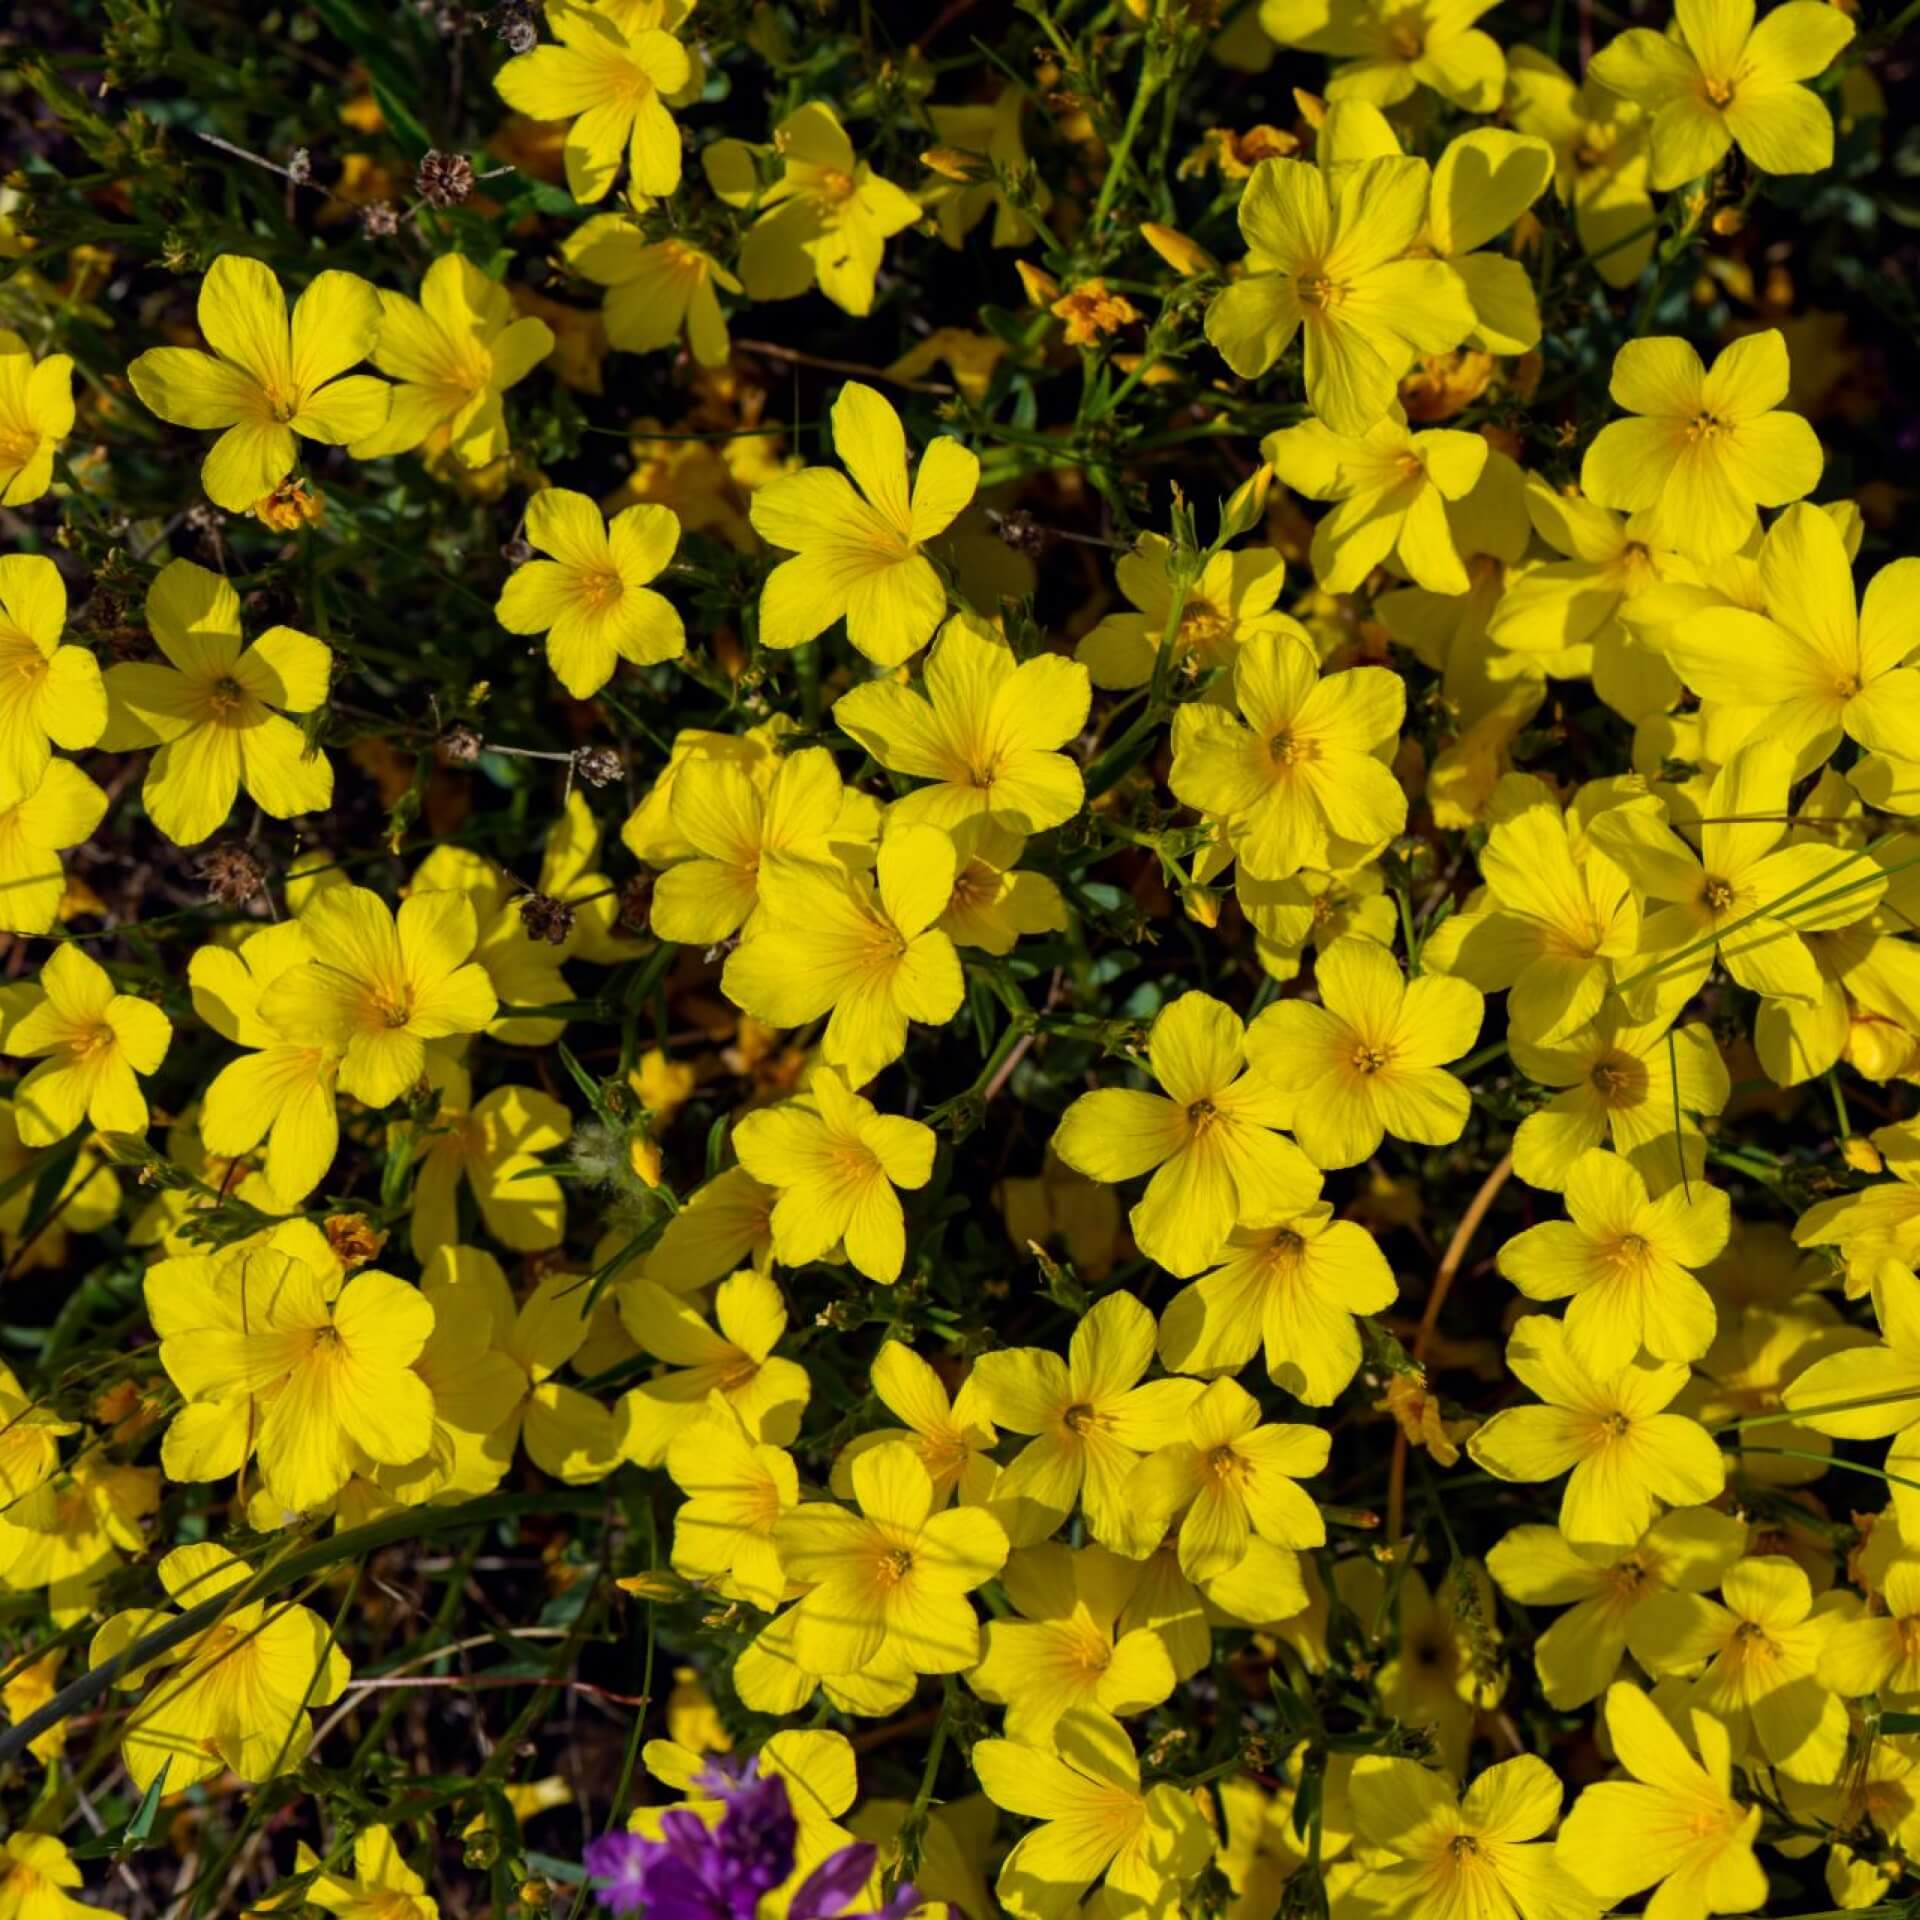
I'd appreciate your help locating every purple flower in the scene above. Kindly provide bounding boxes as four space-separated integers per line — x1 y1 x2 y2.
791 1841 922 1920
585 1758 807 1917
582 1832 650 1916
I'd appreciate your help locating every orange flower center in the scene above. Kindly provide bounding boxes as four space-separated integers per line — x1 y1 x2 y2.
69 1022 116 1060
577 568 626 614
1701 875 1736 913
208 674 247 717
1269 729 1314 766
0 425 40 469
1063 1401 1100 1435
1350 1042 1390 1076
878 1545 915 1585
1685 410 1727 442
1297 274 1344 311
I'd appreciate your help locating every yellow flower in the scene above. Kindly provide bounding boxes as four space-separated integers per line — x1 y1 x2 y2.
127 254 389 512
1347 1754 1599 1920
410 1052 569 1261
835 613 1089 850
1169 630 1408 883
751 382 978 666
89 1542 350 1791
1156 1160 1398 1403
1590 0 1854 188
648 744 854 945
974 1706 1213 1920
0 1833 113 1918
1127 1376 1328 1580
723 826 964 1090
1486 480 1692 721
563 215 741 365
495 487 684 698
0 1453 158 1625
99 558 333 847
418 1246 619 1485
1262 0 1506 110
614 1267 810 1464
732 1067 936 1283
1467 1313 1726 1547
0 761 108 939
1206 155 1476 434
773 1440 1008 1678
1421 774 1642 1045
1510 989 1729 1192
189 921 342 1208
0 554 105 810
153 1247 435 1509
1591 742 1881 1007
923 91 1049 248
1266 408 1491 595
829 1340 1000 1509
968 1543 1179 1744
296 1828 438 1920
1076 535 1300 694
7 945 172 1146
1630 1553 1849 1782
1557 1681 1766 1918
1580 330 1823 560
970 1290 1202 1548
1500 1147 1728 1373
352 254 554 469
663 1399 799 1611
721 104 921 317
1486 1504 1748 1707
1051 990 1313 1279
260 883 498 1107
1659 500 1920 778
0 329 74 507
1247 938 1483 1168
493 0 691 202
1820 1554 1920 1703
1507 48 1656 288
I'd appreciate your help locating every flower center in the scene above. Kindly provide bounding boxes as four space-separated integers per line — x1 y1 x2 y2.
69 1021 116 1060
1350 1042 1389 1076
1186 1097 1220 1133
0 424 40 469
1296 274 1344 311
1701 875 1736 913
1703 74 1736 107
1178 600 1232 661
577 568 625 614
1686 410 1727 442
817 167 856 201
1449 1834 1480 1858
208 674 247 717
1589 1056 1633 1099
878 1546 914 1585
1269 729 1314 766
1063 1401 1099 1435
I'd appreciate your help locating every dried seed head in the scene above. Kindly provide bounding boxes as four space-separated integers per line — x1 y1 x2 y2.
417 150 475 208
195 842 268 908
493 0 538 51
439 724 485 767
501 533 534 567
573 744 623 788
518 891 576 946
362 201 401 238
994 508 1050 555
286 147 313 186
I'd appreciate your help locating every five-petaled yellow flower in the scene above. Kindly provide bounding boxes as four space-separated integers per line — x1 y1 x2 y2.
494 0 693 202
496 488 686 699
8 946 172 1147
127 254 389 512
1052 991 1312 1279
750 382 979 665
100 559 333 846
1590 0 1854 188
352 254 555 470
1581 329 1822 561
